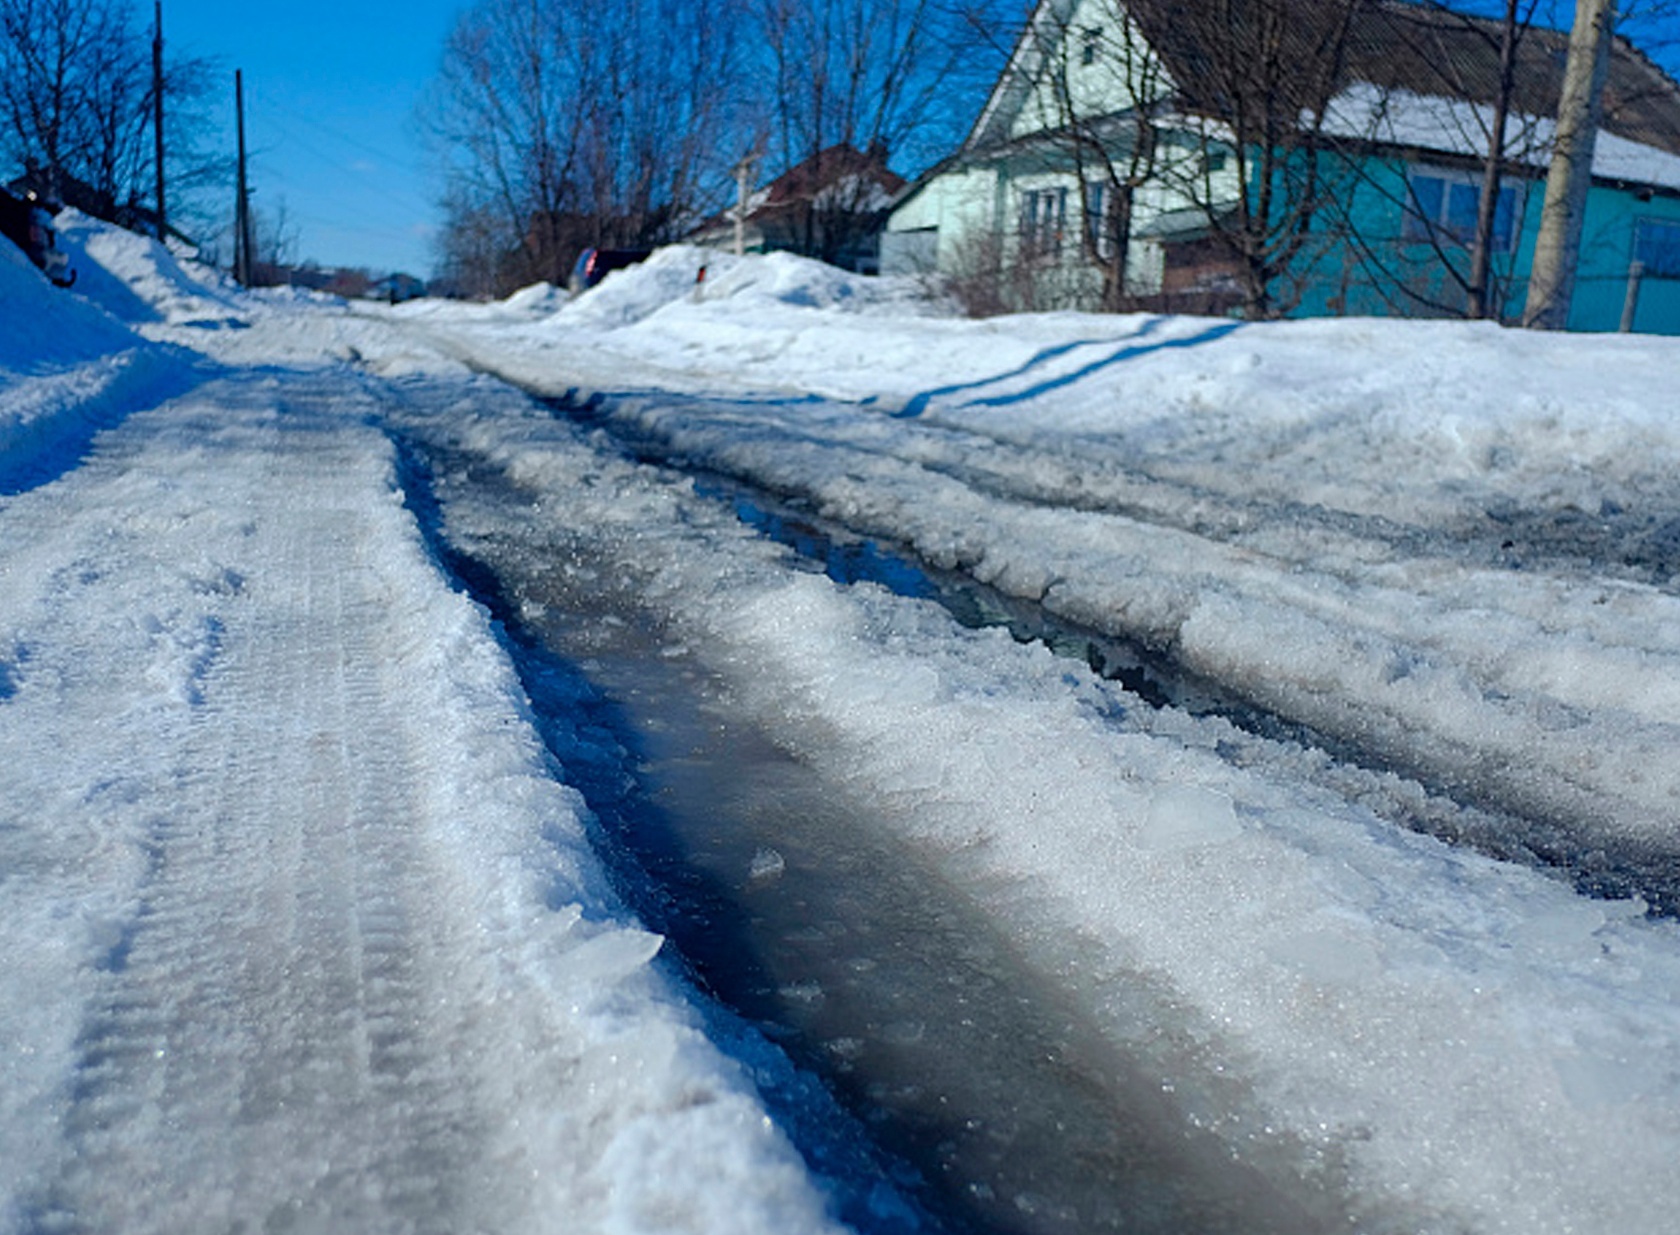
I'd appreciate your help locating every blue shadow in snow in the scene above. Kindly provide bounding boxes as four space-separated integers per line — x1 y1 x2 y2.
892 317 1243 417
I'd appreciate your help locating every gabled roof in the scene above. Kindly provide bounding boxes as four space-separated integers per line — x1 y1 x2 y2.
966 0 1080 152
970 0 1680 160
689 144 904 244
761 144 905 208
1336 1 1680 157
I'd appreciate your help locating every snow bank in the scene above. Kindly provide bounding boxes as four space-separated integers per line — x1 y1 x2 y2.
28 216 1680 1233
403 247 1680 872
56 210 248 329
555 245 932 330
375 243 1680 1230
0 221 193 493
415 246 1680 527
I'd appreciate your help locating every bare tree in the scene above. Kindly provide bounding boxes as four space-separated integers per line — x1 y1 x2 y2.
758 0 977 171
0 0 126 200
1465 0 1528 315
426 0 752 292
434 187 519 299
248 196 300 286
1146 0 1366 319
752 0 986 263
0 0 217 231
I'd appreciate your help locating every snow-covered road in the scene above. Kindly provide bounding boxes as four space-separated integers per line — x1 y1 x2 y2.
4 218 1680 1234
0 359 844 1233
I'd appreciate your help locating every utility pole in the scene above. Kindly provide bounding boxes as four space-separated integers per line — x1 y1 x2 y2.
235 69 254 286
732 153 759 257
152 1 166 243
1524 0 1618 329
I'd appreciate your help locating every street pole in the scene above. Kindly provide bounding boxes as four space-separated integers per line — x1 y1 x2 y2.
1524 0 1618 329
152 0 166 243
235 69 253 286
733 154 758 257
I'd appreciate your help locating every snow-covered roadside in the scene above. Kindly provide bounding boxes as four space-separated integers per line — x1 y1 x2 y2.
364 244 1680 1229
0 231 197 495
388 375 1680 1235
582 388 1680 888
1 230 849 1232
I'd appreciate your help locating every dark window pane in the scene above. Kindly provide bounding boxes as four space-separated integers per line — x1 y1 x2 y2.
1405 175 1444 241
1635 220 1680 277
1446 182 1479 241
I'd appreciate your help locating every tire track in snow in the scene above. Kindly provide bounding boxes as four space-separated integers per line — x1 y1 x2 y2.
25 386 492 1234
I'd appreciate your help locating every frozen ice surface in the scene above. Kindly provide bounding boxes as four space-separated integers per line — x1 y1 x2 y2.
385 242 1680 1233
382 363 1680 1235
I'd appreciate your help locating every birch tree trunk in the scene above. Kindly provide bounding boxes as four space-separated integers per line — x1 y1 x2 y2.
1524 0 1618 329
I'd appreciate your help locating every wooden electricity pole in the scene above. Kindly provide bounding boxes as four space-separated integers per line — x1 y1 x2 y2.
1524 0 1618 329
235 69 254 286
732 153 759 257
152 1 166 243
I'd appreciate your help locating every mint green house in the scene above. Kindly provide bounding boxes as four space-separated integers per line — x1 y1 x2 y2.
883 0 1680 333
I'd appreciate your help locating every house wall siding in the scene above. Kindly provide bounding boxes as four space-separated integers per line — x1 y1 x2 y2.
1564 189 1680 334
1007 0 1172 143
884 166 999 272
1292 154 1680 334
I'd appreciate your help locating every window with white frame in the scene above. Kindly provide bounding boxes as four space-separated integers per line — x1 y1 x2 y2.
1020 187 1067 259
1633 218 1680 277
1402 168 1517 253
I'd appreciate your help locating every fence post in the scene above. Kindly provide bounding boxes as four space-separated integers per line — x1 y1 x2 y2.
1620 259 1645 333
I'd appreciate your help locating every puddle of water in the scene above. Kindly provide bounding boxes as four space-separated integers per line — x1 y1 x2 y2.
575 660 1351 1235
409 464 1355 1235
690 477 1680 919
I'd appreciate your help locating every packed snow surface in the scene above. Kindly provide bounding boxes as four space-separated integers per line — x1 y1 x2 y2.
4 221 1680 1235
1 222 846 1234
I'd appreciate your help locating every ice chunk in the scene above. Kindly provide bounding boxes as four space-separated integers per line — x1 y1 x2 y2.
748 846 787 883
560 926 665 986
1135 784 1242 851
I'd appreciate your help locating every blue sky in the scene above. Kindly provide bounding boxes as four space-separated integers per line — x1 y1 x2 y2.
153 0 466 275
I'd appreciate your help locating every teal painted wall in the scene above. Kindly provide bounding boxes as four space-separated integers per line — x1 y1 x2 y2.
1289 153 1680 335
1565 187 1680 334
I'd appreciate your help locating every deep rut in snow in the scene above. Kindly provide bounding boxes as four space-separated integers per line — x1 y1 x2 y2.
395 438 1355 1235
542 390 1680 919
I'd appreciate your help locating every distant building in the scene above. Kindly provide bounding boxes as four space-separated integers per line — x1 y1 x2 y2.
691 144 905 274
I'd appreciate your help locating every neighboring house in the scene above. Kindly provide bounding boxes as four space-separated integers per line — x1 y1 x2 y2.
691 144 905 274
883 0 1680 332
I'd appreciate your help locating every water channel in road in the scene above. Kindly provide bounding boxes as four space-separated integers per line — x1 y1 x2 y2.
397 436 1358 1235
545 389 1680 919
